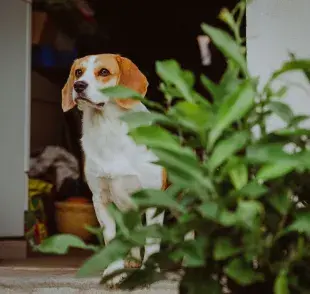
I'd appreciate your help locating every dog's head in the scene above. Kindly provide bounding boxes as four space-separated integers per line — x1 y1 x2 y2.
61 54 148 112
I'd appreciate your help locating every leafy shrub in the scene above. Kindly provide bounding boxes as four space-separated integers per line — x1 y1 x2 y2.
34 1 310 293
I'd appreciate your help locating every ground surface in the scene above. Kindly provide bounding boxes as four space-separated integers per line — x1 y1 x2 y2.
0 257 178 293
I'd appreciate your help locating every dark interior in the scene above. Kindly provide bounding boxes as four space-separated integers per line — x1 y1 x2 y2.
29 0 242 245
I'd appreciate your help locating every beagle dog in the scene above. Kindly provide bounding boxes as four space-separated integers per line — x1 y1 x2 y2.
62 54 166 284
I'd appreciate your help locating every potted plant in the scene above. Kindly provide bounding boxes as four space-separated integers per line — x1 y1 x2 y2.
34 1 310 293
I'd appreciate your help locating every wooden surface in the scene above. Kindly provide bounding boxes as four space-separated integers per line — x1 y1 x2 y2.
0 240 27 260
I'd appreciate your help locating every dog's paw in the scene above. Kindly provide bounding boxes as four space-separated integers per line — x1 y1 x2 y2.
125 258 141 269
105 272 127 289
102 260 126 289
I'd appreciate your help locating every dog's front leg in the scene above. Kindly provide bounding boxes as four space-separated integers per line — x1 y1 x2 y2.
143 208 165 266
93 197 126 286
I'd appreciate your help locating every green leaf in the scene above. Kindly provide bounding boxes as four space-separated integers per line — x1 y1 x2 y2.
130 127 209 191
229 161 248 190
168 101 211 131
159 82 182 100
236 200 264 230
130 125 179 149
246 143 292 164
287 212 310 234
107 205 141 239
129 225 166 246
274 128 310 137
257 161 296 181
132 189 186 213
170 237 207 267
224 258 264 286
77 239 132 277
289 53 310 82
268 193 291 215
213 237 241 260
100 85 142 99
156 60 193 101
201 24 248 75
154 148 213 193
219 8 236 32
121 111 173 130
289 115 310 127
219 61 241 99
198 202 236 226
35 234 96 254
208 80 255 148
274 270 289 294
85 225 104 245
272 59 310 80
272 86 288 99
200 74 224 100
183 70 195 88
208 131 249 172
268 101 294 123
237 181 268 199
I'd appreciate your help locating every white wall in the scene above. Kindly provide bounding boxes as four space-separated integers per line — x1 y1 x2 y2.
247 0 310 131
0 0 31 237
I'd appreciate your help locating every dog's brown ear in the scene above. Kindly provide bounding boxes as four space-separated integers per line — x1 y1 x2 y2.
61 60 77 112
115 55 148 109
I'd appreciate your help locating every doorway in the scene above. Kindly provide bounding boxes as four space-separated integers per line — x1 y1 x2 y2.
26 0 241 261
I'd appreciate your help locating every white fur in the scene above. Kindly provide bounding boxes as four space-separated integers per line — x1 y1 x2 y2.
76 56 164 285
73 56 117 104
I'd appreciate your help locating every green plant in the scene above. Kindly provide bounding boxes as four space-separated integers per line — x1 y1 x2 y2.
34 1 310 293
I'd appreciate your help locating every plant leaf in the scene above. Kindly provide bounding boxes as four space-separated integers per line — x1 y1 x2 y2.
130 125 179 149
274 128 310 137
272 59 310 80
201 24 247 75
268 193 291 215
132 189 186 213
170 237 207 267
198 202 236 226
257 161 296 181
208 131 249 172
208 80 255 148
213 237 241 260
274 270 289 294
35 234 96 254
77 239 132 277
156 60 193 101
246 143 292 164
229 161 248 190
287 212 310 234
236 200 264 230
237 181 268 199
100 85 142 99
168 101 211 131
268 101 294 123
107 205 140 238
154 148 212 193
219 8 236 32
121 111 173 130
224 258 264 286
289 115 310 127
200 74 224 100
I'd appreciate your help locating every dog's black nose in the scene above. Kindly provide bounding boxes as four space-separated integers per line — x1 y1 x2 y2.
74 81 88 93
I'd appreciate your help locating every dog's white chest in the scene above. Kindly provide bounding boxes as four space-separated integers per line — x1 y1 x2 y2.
81 104 160 184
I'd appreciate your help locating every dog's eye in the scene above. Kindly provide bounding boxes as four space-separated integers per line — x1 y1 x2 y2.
98 68 110 77
75 69 83 78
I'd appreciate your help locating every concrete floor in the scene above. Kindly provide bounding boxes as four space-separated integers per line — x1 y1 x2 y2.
0 257 178 294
